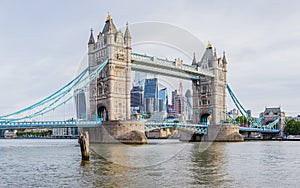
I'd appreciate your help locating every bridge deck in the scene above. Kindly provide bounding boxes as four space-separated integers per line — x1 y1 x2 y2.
131 53 214 80
0 120 280 134
0 120 102 129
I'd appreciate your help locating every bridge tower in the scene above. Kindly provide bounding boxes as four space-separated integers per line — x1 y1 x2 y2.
192 42 227 125
88 13 132 121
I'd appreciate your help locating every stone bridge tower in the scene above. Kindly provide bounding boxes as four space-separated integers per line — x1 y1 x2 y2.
192 42 227 125
88 13 131 121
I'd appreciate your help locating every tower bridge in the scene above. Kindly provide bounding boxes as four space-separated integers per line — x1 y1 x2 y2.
0 13 282 142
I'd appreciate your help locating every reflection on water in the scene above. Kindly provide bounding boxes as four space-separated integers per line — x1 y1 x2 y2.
190 143 232 187
1 139 300 187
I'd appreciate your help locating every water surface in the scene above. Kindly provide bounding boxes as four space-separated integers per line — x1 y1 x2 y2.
0 139 299 187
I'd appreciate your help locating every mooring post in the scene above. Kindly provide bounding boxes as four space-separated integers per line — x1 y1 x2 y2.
78 131 90 160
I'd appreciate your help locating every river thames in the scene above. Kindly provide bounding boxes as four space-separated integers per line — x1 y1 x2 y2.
0 139 299 187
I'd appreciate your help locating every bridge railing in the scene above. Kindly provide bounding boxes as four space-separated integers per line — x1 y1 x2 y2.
144 122 208 134
0 120 102 129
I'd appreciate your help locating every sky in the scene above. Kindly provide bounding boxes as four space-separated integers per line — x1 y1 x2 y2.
0 0 300 117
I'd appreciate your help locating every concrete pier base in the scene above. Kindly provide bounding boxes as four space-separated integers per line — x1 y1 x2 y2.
205 124 244 142
82 120 147 144
179 128 203 141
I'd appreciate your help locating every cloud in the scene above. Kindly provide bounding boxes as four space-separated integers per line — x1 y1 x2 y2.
0 0 300 117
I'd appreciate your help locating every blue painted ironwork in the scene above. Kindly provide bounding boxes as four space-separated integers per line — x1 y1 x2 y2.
145 122 208 134
0 120 102 130
227 84 280 131
239 127 280 134
0 59 108 122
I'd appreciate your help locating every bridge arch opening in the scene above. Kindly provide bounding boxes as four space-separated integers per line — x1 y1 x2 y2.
200 114 211 125
97 106 108 121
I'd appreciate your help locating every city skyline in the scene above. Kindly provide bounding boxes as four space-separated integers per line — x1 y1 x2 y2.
1 1 300 117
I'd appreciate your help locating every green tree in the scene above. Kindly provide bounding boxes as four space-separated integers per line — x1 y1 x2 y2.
235 116 250 125
285 119 300 135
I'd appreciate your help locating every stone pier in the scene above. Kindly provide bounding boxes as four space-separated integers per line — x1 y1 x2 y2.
178 124 243 142
82 120 147 144
205 124 244 142
179 128 203 141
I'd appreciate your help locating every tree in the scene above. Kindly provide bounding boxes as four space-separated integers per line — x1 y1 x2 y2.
285 119 300 135
235 116 250 126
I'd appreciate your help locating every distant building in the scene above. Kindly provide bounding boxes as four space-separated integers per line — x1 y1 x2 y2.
4 130 17 138
286 115 300 122
167 105 173 117
144 78 158 113
52 127 78 137
228 108 240 119
74 90 87 120
185 89 192 121
172 89 184 116
134 71 147 86
158 88 168 112
130 86 143 113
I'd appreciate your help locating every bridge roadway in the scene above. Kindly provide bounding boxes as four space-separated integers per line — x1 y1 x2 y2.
145 122 208 134
144 122 280 134
0 120 102 130
239 126 280 134
0 120 279 134
131 53 215 80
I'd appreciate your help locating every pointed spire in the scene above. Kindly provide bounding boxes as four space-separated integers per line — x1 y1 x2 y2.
124 22 131 39
106 11 112 22
88 28 95 45
222 51 227 64
102 11 116 33
207 41 212 49
213 47 217 57
192 52 197 65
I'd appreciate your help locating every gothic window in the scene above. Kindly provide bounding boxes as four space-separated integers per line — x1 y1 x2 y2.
104 83 109 94
202 86 207 93
93 88 97 97
98 82 103 95
118 103 122 114
123 101 125 114
219 72 224 81
115 101 118 113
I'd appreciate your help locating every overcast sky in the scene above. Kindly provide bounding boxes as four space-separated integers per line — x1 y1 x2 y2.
0 0 300 117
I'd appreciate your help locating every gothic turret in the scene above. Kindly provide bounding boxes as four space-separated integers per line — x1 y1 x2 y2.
199 41 217 69
124 22 131 48
124 22 131 39
192 52 197 66
222 51 227 64
88 29 95 45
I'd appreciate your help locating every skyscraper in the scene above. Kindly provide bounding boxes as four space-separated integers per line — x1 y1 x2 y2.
74 90 87 120
130 86 143 113
158 88 168 112
172 89 184 116
185 89 192 120
144 78 158 113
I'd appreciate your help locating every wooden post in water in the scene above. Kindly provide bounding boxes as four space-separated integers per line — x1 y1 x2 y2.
78 131 90 160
